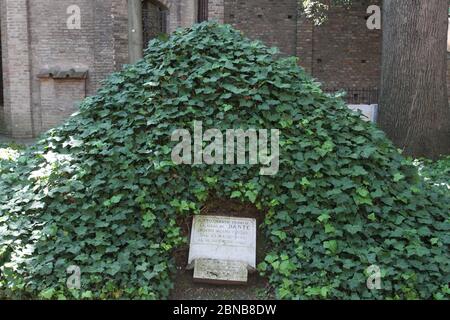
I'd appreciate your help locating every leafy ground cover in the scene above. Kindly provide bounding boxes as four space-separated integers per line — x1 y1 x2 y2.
0 22 448 300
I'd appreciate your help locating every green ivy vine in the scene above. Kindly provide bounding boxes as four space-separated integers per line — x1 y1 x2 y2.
0 22 448 300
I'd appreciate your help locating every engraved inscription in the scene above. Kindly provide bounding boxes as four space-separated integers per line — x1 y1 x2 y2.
192 216 254 247
188 215 257 269
193 259 248 283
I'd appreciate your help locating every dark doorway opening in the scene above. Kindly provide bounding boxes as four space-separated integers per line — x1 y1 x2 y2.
142 0 169 47
198 0 209 22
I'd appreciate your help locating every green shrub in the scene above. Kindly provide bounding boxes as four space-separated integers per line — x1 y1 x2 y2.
415 156 450 191
0 22 449 300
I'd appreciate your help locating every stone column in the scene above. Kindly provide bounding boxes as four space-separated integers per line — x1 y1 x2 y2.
128 0 143 63
179 0 198 27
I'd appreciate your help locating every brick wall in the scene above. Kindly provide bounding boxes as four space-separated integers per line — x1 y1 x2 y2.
112 0 129 71
209 0 224 23
0 0 33 138
0 24 3 134
309 1 381 90
0 0 200 137
28 0 114 134
222 0 381 91
92 0 116 92
224 0 298 56
0 1 6 135
296 12 313 73
38 77 86 132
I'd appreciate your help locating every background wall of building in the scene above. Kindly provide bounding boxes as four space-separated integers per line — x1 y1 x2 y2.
223 0 381 101
112 0 129 71
294 0 381 105
0 0 446 138
208 0 224 23
310 1 381 90
0 22 4 135
0 0 196 137
29 0 111 133
224 0 298 57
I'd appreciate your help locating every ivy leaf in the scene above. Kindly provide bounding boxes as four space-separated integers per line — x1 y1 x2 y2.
324 223 335 234
142 212 156 228
271 230 287 241
75 226 88 236
344 224 363 235
282 182 295 189
230 191 242 199
323 240 338 254
107 263 121 276
39 288 56 300
356 187 369 198
81 291 93 299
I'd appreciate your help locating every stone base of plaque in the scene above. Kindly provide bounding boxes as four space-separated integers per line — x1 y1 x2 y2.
193 259 248 285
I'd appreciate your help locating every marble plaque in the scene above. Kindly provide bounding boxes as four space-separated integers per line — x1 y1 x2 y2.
348 104 378 123
193 259 248 284
188 215 257 270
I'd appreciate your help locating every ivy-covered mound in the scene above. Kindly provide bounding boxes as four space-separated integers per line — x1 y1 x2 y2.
0 22 449 300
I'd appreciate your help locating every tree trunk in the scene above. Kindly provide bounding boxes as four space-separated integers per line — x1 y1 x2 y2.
378 0 450 159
